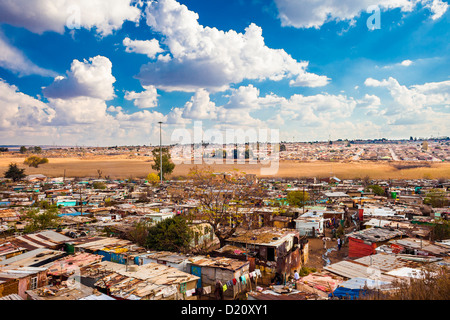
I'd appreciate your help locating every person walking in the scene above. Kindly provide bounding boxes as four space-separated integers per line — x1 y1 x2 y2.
337 237 342 251
294 270 300 281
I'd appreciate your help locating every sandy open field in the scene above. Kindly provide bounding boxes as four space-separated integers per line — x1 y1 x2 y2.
1 155 449 180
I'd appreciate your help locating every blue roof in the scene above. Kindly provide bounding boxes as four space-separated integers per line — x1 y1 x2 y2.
57 212 89 217
330 286 366 300
329 277 391 299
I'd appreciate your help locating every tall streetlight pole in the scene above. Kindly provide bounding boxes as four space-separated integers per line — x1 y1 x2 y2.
158 121 163 184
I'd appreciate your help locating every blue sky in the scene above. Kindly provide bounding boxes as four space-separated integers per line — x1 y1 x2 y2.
0 0 449 146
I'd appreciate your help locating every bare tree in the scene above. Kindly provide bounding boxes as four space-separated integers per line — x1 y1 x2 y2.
185 166 267 248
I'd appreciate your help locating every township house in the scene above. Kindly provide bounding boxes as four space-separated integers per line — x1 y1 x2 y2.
137 252 253 299
215 227 307 285
80 260 200 300
0 231 73 299
0 248 67 300
346 228 405 258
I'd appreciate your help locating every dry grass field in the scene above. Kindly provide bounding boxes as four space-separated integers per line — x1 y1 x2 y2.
1 155 449 180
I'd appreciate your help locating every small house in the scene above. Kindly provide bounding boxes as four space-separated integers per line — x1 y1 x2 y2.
346 228 405 258
0 267 48 299
223 227 307 285
81 261 200 300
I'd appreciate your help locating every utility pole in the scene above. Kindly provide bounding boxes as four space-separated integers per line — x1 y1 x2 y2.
303 184 305 214
158 121 163 184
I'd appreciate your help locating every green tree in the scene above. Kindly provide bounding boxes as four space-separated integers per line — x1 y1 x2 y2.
34 146 42 154
24 156 49 168
4 163 26 182
146 216 193 252
19 146 27 154
127 220 151 247
430 219 450 241
23 206 60 233
366 185 385 196
151 148 175 180
92 181 107 189
424 189 449 208
287 190 310 208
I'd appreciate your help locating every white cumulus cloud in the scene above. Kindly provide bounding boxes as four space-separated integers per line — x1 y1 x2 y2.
43 56 116 101
274 0 448 29
0 33 57 77
123 37 164 59
136 0 329 92
0 0 142 36
124 85 159 109
0 79 55 129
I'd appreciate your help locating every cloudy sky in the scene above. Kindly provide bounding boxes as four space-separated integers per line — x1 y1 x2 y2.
0 0 449 146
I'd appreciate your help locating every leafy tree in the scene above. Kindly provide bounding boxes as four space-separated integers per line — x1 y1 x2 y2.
92 181 107 189
366 185 385 196
430 219 450 241
127 220 151 247
424 189 449 208
287 190 309 208
23 206 60 233
19 146 27 154
33 146 42 154
0 147 8 152
280 144 286 152
146 173 160 185
151 148 175 180
24 156 49 168
146 216 193 252
4 163 26 182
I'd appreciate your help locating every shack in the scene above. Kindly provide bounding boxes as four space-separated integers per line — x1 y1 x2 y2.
294 211 324 237
346 228 404 258
186 256 251 299
0 267 48 299
81 261 200 300
9 230 72 252
223 227 306 285
67 236 146 264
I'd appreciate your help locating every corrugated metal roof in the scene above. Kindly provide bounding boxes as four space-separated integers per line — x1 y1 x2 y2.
87 261 198 300
0 248 66 268
386 267 426 279
79 293 116 300
227 227 297 247
188 256 249 271
324 260 397 282
355 253 425 272
337 277 392 290
10 231 71 251
47 253 104 276
347 228 404 243
73 237 135 252
0 294 24 300
389 238 450 256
